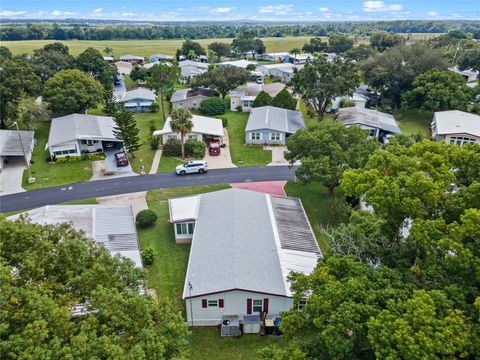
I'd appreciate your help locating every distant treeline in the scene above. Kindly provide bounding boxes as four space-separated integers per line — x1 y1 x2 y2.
2 20 480 41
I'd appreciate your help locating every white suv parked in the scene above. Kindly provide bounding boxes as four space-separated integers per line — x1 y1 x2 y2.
176 160 208 175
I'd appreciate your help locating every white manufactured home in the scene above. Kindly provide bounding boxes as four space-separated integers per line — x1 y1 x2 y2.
169 188 321 326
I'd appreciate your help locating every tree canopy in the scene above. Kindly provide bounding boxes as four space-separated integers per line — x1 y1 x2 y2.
30 42 74 83
271 89 297 110
369 32 406 52
146 63 179 120
361 43 448 108
113 106 141 157
252 91 273 108
208 42 232 57
231 30 265 55
76 47 114 84
0 218 189 359
176 40 206 59
328 34 354 53
291 56 361 120
285 119 378 193
192 66 251 98
402 69 476 112
43 69 103 115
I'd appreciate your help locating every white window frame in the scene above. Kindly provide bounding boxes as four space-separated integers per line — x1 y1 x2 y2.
297 299 307 311
253 299 263 312
176 222 195 236
270 133 281 141
188 134 198 141
250 132 261 141
449 136 476 146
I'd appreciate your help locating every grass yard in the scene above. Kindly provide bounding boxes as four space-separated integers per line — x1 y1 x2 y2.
22 122 93 190
3 34 440 58
225 111 272 166
157 155 183 173
284 181 350 254
190 328 286 360
124 75 138 90
395 109 432 137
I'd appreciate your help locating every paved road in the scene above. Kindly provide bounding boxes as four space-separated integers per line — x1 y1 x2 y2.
0 165 297 213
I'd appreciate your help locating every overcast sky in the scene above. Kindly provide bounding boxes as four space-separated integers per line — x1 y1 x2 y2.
1 0 479 21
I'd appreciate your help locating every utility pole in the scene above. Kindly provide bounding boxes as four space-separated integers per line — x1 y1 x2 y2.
188 281 194 328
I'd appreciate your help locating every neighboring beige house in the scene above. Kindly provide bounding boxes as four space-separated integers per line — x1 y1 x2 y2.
230 82 286 112
432 110 480 146
171 88 213 110
114 61 132 76
153 115 224 145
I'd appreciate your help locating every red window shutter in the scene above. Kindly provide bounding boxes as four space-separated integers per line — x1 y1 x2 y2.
263 298 269 313
219 299 224 308
247 298 252 314
202 299 207 308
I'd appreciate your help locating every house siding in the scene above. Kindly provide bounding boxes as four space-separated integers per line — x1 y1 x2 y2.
444 133 480 145
161 131 205 144
245 130 286 145
185 290 293 326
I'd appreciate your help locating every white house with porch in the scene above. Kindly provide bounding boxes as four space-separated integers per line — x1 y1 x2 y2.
168 188 321 326
153 115 224 145
431 110 480 146
47 114 123 158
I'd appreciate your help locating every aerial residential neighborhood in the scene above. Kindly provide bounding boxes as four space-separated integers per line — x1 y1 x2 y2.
1 1 480 359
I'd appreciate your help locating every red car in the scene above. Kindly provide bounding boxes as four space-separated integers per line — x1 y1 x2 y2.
115 151 129 167
208 141 221 156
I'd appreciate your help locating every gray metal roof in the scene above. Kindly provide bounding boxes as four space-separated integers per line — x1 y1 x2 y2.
337 107 401 134
8 205 142 268
0 130 35 156
122 87 156 102
245 106 305 134
48 114 120 147
433 110 480 137
170 88 212 103
182 189 320 299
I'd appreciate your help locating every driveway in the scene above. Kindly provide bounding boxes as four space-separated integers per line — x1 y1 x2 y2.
90 151 137 181
0 157 26 195
203 128 236 169
265 146 300 166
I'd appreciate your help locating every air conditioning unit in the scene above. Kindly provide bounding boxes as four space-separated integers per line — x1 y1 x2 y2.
243 315 261 334
220 316 241 337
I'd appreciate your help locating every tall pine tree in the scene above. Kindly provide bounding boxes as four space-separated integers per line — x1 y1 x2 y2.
113 106 140 157
102 83 117 115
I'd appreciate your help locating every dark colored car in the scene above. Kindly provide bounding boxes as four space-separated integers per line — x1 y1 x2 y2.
115 151 129 167
208 141 221 156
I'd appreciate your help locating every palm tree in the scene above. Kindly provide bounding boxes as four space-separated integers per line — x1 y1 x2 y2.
170 108 193 159
290 47 301 59
188 49 197 60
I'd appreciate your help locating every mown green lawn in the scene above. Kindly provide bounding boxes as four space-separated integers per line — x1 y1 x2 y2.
124 75 138 90
22 122 93 190
225 111 272 166
395 109 432 137
157 155 183 173
190 327 286 360
284 181 350 254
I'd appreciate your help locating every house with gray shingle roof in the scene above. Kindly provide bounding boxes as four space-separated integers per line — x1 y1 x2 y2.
116 87 156 112
171 88 213 110
47 114 123 158
337 107 401 141
168 188 321 326
245 106 305 145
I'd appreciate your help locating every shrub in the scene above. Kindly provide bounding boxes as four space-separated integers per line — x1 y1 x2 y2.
136 209 158 227
252 91 273 108
55 153 105 164
149 102 160 112
200 97 227 116
150 136 160 150
339 99 356 108
217 116 228 128
162 138 182 157
272 89 297 110
246 63 256 71
141 247 155 265
235 105 243 112
185 140 206 158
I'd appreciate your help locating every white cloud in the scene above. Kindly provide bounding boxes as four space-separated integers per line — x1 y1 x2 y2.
93 8 103 14
319 7 329 13
122 12 136 17
51 10 74 16
0 10 27 17
209 7 235 14
427 11 438 16
362 1 404 12
258 4 294 15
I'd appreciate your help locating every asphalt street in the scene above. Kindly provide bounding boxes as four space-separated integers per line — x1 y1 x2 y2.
0 165 298 213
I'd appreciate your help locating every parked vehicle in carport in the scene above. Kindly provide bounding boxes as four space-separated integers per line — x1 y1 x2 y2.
208 141 221 156
176 160 208 175
114 151 129 167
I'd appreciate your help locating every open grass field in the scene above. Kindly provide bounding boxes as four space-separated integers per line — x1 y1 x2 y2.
5 36 313 57
22 122 93 190
225 110 272 166
3 33 440 58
